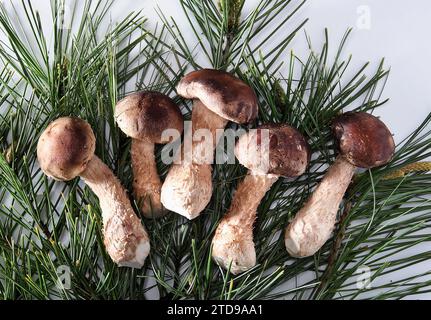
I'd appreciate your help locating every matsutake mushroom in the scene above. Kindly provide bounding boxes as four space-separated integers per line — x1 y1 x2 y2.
115 91 183 218
161 69 259 220
212 124 310 274
285 112 395 257
37 117 150 268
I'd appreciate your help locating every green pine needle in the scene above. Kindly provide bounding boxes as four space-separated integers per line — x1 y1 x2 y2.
0 0 430 300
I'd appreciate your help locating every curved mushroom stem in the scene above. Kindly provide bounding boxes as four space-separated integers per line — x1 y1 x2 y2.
131 139 164 218
285 156 356 258
212 173 278 274
80 156 150 268
161 100 228 219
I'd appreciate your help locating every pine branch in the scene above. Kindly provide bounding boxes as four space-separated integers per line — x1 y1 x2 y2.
0 0 430 300
315 199 352 296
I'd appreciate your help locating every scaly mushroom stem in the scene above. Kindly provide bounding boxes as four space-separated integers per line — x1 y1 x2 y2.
190 100 228 162
212 173 278 274
114 91 183 219
285 156 356 258
131 139 163 218
81 156 150 268
161 100 228 219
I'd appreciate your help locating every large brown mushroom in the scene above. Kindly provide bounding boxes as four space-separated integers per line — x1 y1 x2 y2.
37 117 150 268
115 92 183 218
161 69 259 220
212 124 310 274
285 112 395 257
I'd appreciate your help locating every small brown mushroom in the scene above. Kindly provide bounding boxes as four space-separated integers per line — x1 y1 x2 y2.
212 124 310 274
161 69 258 220
115 92 183 218
285 112 395 257
37 117 150 268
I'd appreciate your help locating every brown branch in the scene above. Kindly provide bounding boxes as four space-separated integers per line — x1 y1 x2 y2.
316 199 353 296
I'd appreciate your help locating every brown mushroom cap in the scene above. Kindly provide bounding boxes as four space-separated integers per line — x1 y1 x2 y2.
37 117 96 181
235 124 310 177
115 91 184 144
332 112 395 169
177 69 258 124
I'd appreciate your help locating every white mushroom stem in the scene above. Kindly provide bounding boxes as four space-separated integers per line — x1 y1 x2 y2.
80 156 150 268
284 156 356 257
189 100 228 163
212 173 278 274
161 100 228 219
131 139 163 218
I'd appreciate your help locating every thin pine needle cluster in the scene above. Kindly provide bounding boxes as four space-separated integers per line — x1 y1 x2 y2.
0 0 430 300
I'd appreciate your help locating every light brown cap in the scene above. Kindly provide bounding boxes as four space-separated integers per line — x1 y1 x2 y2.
37 117 96 181
115 91 184 144
332 112 395 169
235 124 310 177
177 69 258 124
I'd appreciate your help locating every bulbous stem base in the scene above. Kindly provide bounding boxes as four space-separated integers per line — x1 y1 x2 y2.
212 173 278 274
161 100 228 219
81 156 150 268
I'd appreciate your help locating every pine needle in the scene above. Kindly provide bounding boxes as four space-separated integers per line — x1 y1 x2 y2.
0 0 430 300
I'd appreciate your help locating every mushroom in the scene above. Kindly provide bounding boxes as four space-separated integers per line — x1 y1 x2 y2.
37 117 150 268
212 124 311 274
285 112 395 257
161 69 259 220
115 91 184 218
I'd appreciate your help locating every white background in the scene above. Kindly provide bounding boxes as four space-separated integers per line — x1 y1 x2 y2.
125 0 431 145
3 0 431 299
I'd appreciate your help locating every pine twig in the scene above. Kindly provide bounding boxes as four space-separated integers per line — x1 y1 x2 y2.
315 198 353 297
1 0 431 300
219 0 244 69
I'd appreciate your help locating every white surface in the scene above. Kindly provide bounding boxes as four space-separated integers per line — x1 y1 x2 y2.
2 0 431 298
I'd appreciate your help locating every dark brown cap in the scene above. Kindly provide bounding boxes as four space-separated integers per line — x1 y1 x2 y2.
37 117 96 181
332 112 395 168
115 91 184 144
235 124 310 177
177 69 258 124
